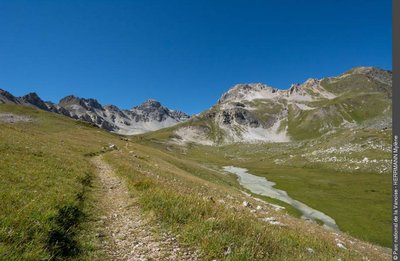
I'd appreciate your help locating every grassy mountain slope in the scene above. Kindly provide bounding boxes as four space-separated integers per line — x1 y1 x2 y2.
0 104 124 259
0 104 390 260
139 120 392 247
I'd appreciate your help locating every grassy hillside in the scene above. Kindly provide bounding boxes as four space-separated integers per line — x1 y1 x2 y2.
103 142 387 260
0 104 123 260
0 104 391 260
138 125 392 248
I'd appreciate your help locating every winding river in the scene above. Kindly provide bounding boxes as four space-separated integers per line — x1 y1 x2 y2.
223 166 338 230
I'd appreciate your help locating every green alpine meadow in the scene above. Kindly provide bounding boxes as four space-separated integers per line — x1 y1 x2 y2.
0 67 392 260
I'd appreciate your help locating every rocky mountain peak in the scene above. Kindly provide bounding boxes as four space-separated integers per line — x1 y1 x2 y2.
218 83 278 104
0 89 20 104
230 83 274 93
135 99 162 110
126 99 189 125
59 95 81 106
20 92 49 111
59 95 103 110
104 104 121 112
287 78 321 94
303 78 320 86
21 92 41 100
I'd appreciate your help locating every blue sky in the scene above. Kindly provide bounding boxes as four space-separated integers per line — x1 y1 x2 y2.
0 0 391 114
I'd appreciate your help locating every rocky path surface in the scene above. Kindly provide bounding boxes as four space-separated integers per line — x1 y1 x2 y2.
92 156 200 261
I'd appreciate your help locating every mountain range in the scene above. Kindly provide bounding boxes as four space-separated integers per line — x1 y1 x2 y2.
0 66 392 142
0 90 189 135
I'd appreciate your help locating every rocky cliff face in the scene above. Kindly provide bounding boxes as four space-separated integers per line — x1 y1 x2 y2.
0 89 21 104
20 93 51 111
0 91 189 135
172 67 392 145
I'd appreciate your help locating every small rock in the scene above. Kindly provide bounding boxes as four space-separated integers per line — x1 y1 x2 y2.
242 201 251 207
109 144 117 150
260 217 285 226
204 196 215 203
306 247 315 255
224 246 232 256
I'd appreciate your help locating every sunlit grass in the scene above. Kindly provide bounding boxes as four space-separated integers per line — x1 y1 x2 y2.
0 104 122 259
0 104 390 260
103 144 383 260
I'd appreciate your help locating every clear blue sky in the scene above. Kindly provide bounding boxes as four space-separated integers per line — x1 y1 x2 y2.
0 0 391 114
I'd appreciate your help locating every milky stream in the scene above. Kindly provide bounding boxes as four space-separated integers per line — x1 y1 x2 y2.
223 166 338 230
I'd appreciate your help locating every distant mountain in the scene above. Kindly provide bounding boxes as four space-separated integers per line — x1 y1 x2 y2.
1 66 391 140
172 66 392 145
0 91 190 134
0 89 22 104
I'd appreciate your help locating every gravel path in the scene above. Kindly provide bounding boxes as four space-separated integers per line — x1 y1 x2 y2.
92 156 200 261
